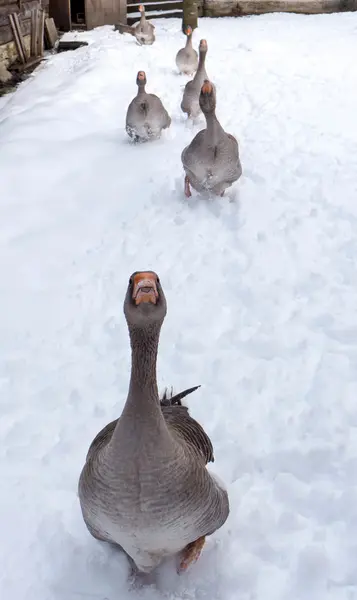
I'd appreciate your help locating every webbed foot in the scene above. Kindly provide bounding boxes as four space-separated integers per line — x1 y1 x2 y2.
178 536 205 574
184 175 192 198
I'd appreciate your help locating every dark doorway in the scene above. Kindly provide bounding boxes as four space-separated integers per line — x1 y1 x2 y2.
49 0 71 31
71 0 86 28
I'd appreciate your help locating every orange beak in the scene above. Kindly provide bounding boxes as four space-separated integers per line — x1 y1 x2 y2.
201 80 213 94
132 272 158 305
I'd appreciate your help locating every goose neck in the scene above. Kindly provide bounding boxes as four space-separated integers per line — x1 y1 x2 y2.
137 83 146 95
204 110 223 143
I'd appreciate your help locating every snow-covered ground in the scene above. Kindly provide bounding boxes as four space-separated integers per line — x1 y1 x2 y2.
1 11 357 600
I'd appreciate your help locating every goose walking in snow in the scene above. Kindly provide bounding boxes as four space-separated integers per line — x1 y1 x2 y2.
181 39 209 118
125 71 171 142
134 4 155 45
176 25 198 75
181 80 242 197
115 5 155 46
78 271 229 576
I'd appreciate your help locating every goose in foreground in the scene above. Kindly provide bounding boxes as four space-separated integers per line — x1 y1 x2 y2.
78 271 229 575
125 71 171 142
181 80 242 197
175 25 198 75
115 5 155 45
181 39 209 118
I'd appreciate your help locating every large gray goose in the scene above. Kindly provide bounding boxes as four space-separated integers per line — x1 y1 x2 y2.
175 25 198 75
181 39 209 118
78 271 229 576
115 5 155 45
181 80 242 197
125 71 171 142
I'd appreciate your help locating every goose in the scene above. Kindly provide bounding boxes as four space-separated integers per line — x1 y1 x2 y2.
181 80 242 197
78 271 230 576
181 39 209 118
175 25 198 75
125 71 171 142
115 5 155 46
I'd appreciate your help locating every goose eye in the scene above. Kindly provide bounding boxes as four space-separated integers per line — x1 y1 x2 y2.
129 277 133 285
157 277 160 283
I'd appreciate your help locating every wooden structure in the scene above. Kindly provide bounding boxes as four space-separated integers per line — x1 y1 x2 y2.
127 0 188 25
2 0 352 42
49 0 127 31
48 0 200 30
202 0 357 18
0 0 49 69
124 0 357 27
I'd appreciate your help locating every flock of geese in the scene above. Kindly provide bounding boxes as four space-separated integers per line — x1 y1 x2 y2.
121 5 242 197
78 8 233 586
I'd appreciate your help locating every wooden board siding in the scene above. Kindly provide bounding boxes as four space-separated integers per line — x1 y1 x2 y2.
85 0 126 28
127 0 196 25
0 0 49 47
203 0 357 17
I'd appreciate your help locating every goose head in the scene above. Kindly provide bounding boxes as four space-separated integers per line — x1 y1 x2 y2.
199 80 216 114
138 4 145 13
136 70 147 88
199 39 207 57
124 270 167 329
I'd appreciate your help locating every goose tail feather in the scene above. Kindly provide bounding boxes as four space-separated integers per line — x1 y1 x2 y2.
160 385 201 406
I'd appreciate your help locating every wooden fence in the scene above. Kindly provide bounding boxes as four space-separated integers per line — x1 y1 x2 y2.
127 0 204 25
126 0 356 24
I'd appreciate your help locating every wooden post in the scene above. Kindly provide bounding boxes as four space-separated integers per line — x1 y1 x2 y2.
182 0 198 33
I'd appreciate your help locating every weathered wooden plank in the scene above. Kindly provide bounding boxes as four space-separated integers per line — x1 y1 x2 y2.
9 12 27 62
0 1 43 26
0 17 31 44
85 0 127 28
30 7 37 55
15 11 30 58
0 0 18 7
36 7 44 55
33 8 45 56
203 0 357 17
44 16 58 48
0 1 43 17
127 1 182 13
11 54 42 70
127 9 182 23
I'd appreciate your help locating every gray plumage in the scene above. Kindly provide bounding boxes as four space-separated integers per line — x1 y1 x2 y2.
175 26 198 75
85 387 213 466
181 39 209 118
78 271 229 575
181 80 242 197
116 5 155 45
126 71 171 142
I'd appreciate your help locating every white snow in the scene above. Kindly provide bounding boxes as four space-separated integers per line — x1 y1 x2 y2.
1 11 357 600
